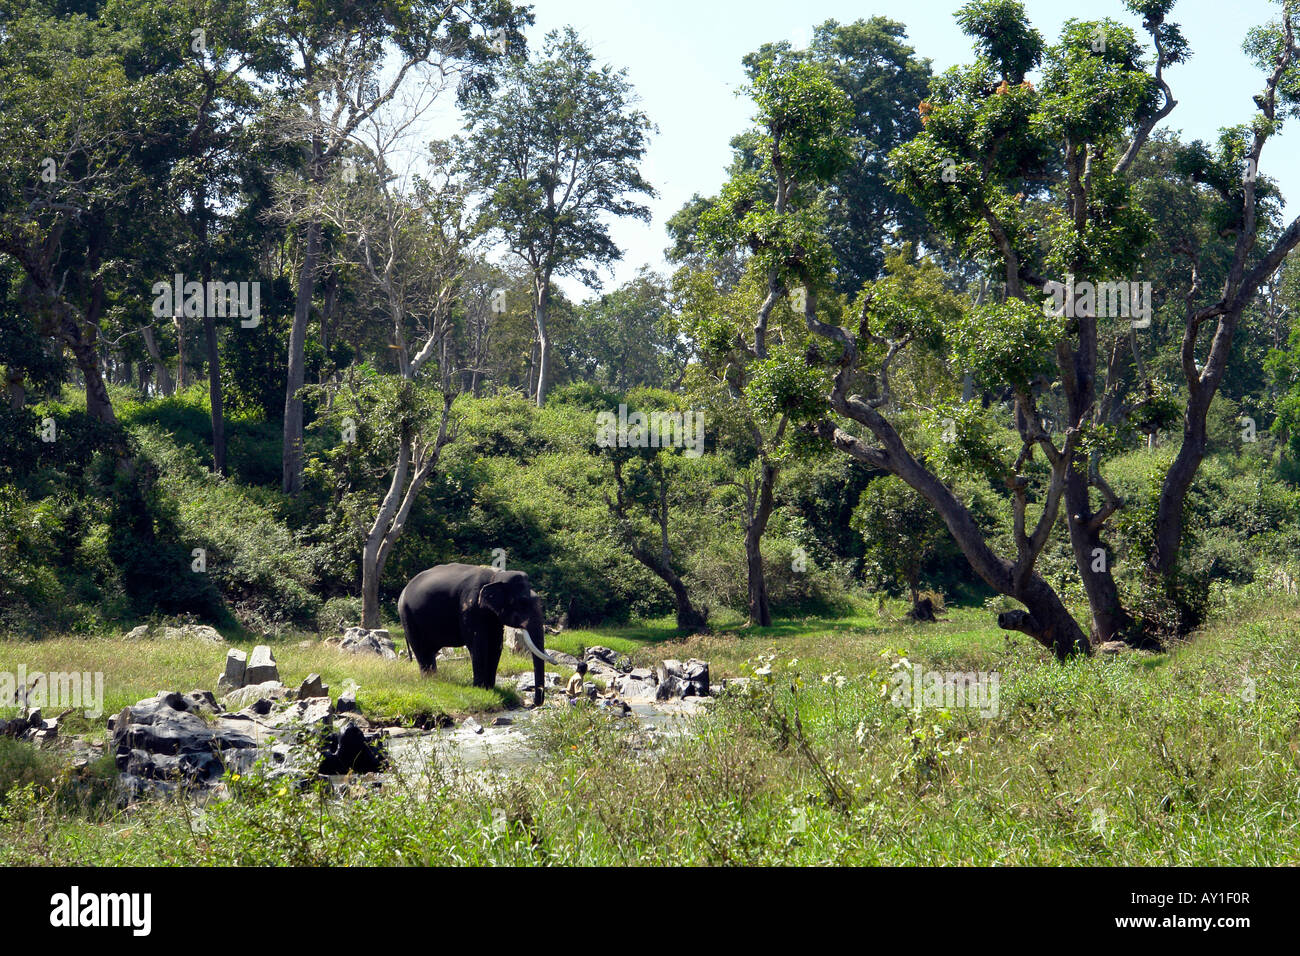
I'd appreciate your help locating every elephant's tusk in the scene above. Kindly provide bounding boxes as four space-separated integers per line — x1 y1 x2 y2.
521 629 559 666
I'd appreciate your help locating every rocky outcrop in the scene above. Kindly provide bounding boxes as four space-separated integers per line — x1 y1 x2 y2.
222 681 293 711
214 645 280 696
297 674 328 699
655 659 709 699
111 692 258 792
125 623 225 644
0 707 67 743
573 650 711 700
110 677 389 794
262 696 333 729
318 722 386 775
332 628 398 660
614 669 658 699
514 671 561 695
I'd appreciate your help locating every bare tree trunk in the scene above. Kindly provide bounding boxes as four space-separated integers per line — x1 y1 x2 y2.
744 461 777 627
996 577 1091 658
814 416 1090 659
608 458 710 631
361 547 383 629
65 322 116 425
1061 339 1130 644
533 277 552 406
1064 466 1129 642
744 527 771 627
630 548 706 631
359 394 455 627
360 430 412 630
7 368 25 411
534 311 550 406
1151 382 1213 575
202 311 226 476
283 218 321 495
320 269 337 362
173 312 188 391
141 324 174 396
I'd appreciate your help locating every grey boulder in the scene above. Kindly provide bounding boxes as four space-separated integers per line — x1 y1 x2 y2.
222 680 292 710
245 645 279 684
655 659 710 698
338 628 398 660
112 692 257 787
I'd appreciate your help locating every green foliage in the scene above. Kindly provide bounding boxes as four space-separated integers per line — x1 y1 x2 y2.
923 401 1019 487
954 0 1044 83
949 299 1065 392
0 740 61 803
744 346 828 423
716 19 934 291
697 58 851 286
852 476 952 601
563 271 687 391
461 27 654 287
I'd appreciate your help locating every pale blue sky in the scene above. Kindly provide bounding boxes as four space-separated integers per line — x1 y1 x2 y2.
439 0 1297 297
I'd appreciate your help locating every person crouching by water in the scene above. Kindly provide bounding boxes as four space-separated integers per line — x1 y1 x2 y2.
566 661 588 701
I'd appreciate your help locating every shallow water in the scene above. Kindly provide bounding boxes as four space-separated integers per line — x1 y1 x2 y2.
386 695 708 779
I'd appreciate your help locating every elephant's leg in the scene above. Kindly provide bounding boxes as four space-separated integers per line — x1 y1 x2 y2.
469 631 503 690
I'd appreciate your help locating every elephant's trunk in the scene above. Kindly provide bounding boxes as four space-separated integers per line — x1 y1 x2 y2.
522 609 551 707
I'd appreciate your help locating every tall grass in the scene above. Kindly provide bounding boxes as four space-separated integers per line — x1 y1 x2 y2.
3 600 1299 865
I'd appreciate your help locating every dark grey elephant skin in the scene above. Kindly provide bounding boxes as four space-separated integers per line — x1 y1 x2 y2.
398 564 556 706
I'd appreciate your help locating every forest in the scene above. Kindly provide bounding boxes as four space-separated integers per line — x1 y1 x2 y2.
3 0 1300 871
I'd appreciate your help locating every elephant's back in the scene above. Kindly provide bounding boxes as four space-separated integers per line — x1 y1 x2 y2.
399 563 490 615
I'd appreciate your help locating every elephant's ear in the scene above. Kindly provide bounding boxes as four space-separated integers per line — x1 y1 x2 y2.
478 581 509 617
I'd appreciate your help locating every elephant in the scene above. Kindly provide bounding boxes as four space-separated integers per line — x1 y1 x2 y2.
397 563 558 706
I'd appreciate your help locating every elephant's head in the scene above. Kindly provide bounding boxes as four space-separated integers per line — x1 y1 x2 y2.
479 570 556 706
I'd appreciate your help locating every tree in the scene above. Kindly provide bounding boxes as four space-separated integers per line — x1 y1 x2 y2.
602 389 712 631
777 0 1300 652
268 0 528 494
160 0 282 476
889 1 1176 645
1265 252 1300 459
747 19 934 292
693 14 1089 653
462 26 655 406
451 257 532 395
567 270 687 391
853 475 950 618
0 0 161 430
1148 3 1300 588
668 19 932 296
300 126 471 628
679 58 853 628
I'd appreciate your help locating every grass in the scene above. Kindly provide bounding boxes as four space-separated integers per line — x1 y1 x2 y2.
4 595 1300 865
0 631 521 733
0 597 986 734
559 601 1009 673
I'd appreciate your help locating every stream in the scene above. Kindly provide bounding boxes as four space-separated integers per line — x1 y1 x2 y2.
385 697 710 778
